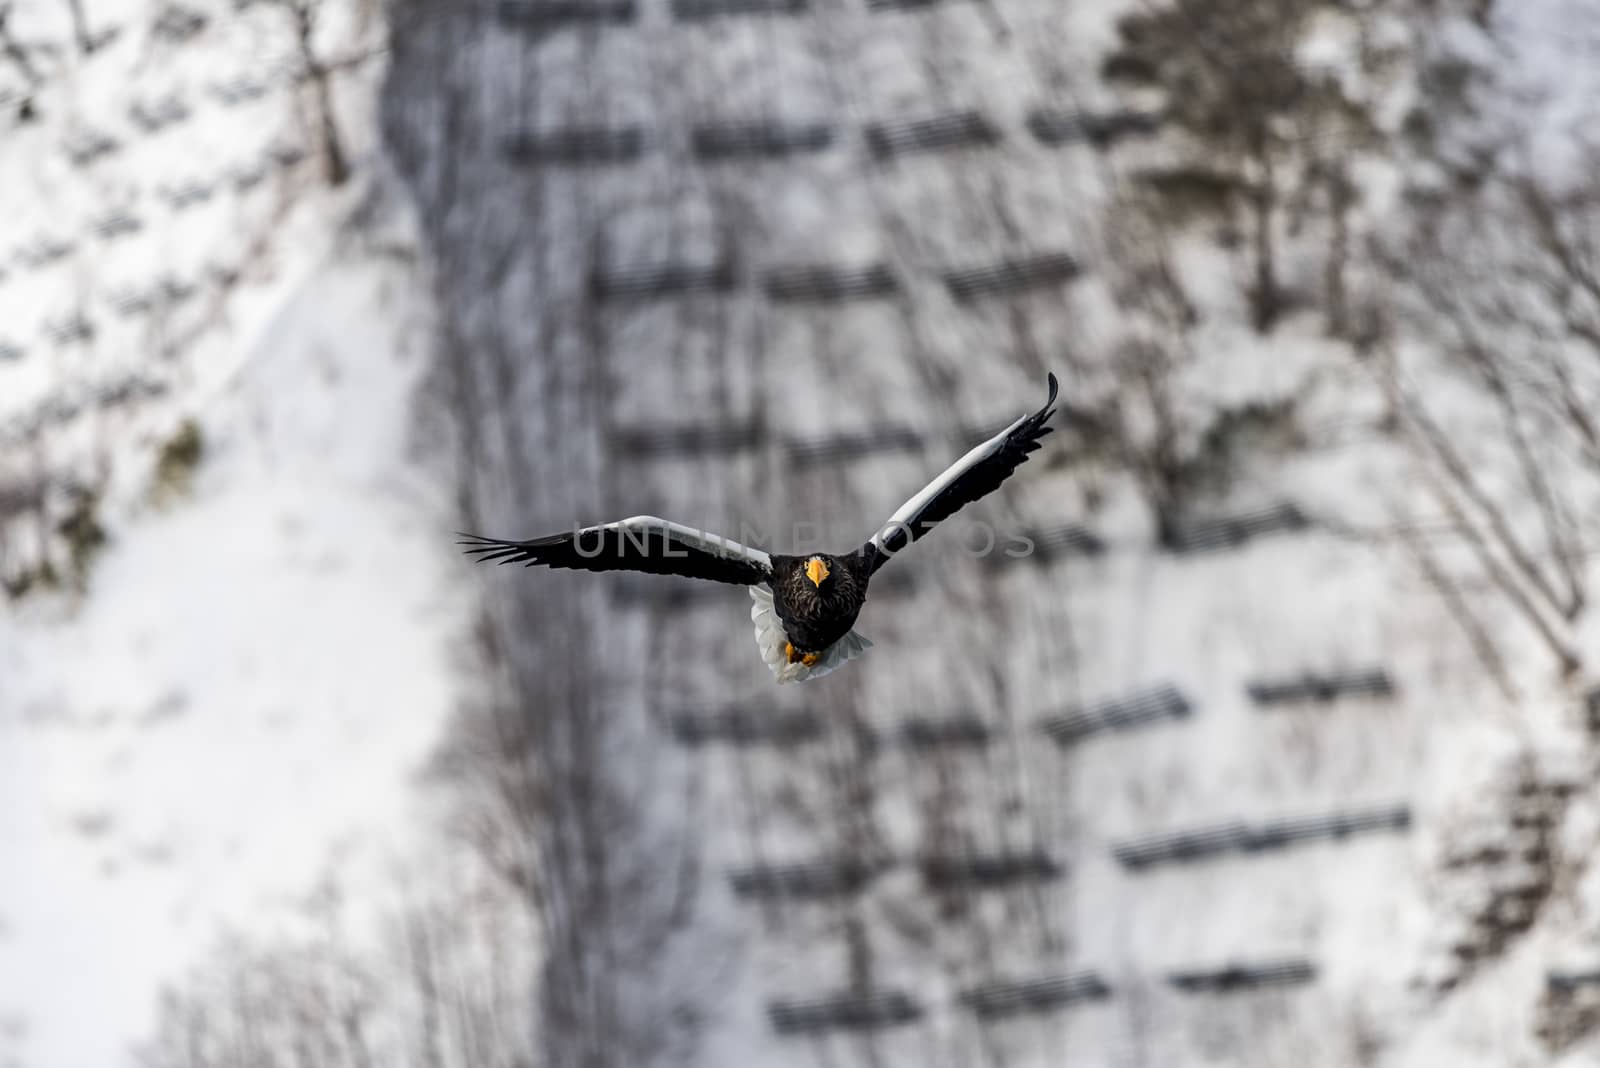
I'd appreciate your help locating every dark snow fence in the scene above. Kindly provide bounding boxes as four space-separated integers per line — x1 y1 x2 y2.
984 523 1104 568
1041 684 1193 746
108 276 197 319
1168 959 1316 994
129 93 191 133
667 707 823 747
266 142 306 168
920 850 1063 889
109 289 155 317
768 991 923 1035
231 161 268 192
149 4 207 41
608 574 740 608
1026 107 1165 148
1164 502 1310 554
609 419 763 458
898 714 993 748
782 426 920 463
503 125 646 165
1112 804 1412 871
866 111 1000 159
156 275 198 306
162 180 214 210
15 236 76 269
63 129 120 166
942 252 1081 302
1585 687 1600 733
959 972 1111 1019
94 375 167 408
591 260 736 301
1549 970 1600 992
89 210 142 240
1246 668 1395 706
763 262 899 303
209 75 270 106
42 313 95 345
729 859 881 900
1033 523 1107 559
692 120 834 161
611 421 926 463
671 0 807 17
497 0 637 26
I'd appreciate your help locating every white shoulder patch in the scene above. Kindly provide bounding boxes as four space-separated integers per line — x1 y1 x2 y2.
602 516 772 571
749 586 872 684
868 411 1027 555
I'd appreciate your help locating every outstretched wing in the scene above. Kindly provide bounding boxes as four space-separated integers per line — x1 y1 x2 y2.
461 515 772 586
864 373 1058 573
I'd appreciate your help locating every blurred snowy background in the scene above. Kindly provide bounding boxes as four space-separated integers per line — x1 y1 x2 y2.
6 0 1600 1064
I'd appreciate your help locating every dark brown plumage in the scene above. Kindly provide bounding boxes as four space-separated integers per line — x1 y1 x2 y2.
768 550 872 660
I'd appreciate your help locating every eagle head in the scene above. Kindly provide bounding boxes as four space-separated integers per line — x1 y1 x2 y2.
805 556 831 587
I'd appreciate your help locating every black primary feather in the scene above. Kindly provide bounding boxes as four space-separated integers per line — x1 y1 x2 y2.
459 523 771 586
866 372 1058 571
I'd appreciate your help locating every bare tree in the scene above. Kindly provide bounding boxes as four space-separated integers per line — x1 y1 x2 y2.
1106 0 1390 335
137 860 539 1068
63 0 95 53
0 3 40 87
264 0 349 186
1377 149 1600 681
1088 212 1307 545
1107 0 1314 331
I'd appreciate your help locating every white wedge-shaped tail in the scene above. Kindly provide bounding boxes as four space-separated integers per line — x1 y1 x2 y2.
749 586 872 684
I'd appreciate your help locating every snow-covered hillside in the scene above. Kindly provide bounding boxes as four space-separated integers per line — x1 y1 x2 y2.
9 0 1600 1065
378 0 1600 1064
0 0 474 1064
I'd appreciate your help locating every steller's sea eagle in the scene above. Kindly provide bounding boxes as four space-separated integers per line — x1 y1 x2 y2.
461 373 1058 683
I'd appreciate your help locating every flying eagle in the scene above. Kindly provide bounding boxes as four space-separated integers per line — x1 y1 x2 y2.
461 373 1059 683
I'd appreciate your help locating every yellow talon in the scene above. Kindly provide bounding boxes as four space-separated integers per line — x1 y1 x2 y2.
784 641 822 667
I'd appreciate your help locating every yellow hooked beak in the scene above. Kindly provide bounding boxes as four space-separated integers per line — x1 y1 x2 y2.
805 557 830 587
